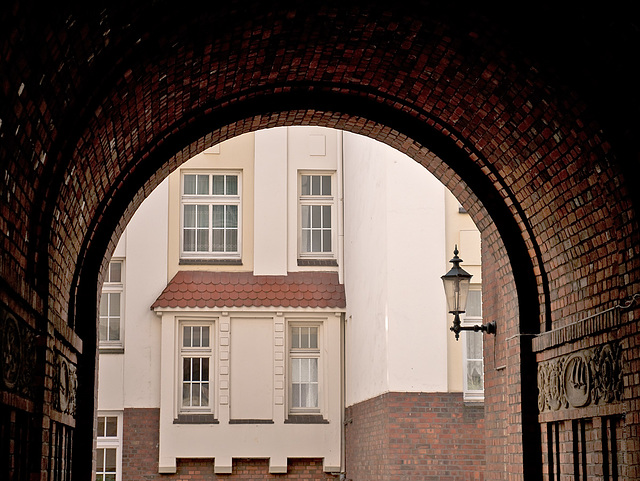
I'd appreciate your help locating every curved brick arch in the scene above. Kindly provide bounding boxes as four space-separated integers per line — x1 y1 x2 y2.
1 2 639 480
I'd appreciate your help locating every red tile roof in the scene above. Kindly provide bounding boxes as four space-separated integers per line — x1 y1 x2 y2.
151 271 346 310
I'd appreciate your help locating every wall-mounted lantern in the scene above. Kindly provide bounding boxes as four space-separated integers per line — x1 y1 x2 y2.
441 246 496 340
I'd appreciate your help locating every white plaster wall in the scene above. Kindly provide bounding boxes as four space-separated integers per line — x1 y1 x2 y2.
342 133 390 405
98 178 169 410
254 128 288 276
386 150 448 392
122 178 168 408
230 317 274 420
343 132 448 405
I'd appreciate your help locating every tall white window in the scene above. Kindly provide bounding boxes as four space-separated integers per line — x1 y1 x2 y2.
299 173 335 258
99 260 124 348
95 412 122 481
462 287 484 401
180 323 213 412
289 325 321 413
181 172 241 259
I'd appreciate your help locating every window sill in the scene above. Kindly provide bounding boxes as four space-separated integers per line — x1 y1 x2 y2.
174 414 218 424
229 419 274 424
297 259 338 267
285 415 328 424
99 347 124 355
180 258 242 266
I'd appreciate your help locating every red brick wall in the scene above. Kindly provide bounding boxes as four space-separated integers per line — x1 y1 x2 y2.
122 408 338 480
345 392 485 481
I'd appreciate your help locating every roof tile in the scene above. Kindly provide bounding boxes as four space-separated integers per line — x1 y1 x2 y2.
151 271 346 310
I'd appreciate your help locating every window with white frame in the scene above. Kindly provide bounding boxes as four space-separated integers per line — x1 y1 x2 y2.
95 412 122 481
181 172 241 259
289 324 321 413
180 323 213 412
299 173 335 258
99 260 124 348
462 287 484 401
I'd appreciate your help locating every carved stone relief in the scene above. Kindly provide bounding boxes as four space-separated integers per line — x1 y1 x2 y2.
53 352 78 418
0 310 38 400
538 341 623 413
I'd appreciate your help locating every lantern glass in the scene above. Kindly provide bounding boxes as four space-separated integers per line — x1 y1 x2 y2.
442 274 471 313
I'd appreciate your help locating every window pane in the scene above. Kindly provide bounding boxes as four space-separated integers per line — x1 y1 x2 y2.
300 358 310 382
292 384 300 407
201 382 209 406
202 358 209 381
311 175 321 195
301 175 310 195
301 327 309 348
197 229 209 252
466 290 482 317
96 475 104 481
108 318 120 341
226 205 238 228
202 326 210 347
192 383 200 406
301 231 310 253
99 318 108 341
97 449 105 470
292 358 300 381
197 205 209 228
467 361 483 391
310 358 318 382
105 448 117 471
110 293 120 316
309 383 319 407
182 383 190 406
311 205 321 228
309 328 318 349
212 175 225 195
109 261 121 283
301 205 310 229
97 417 105 437
227 229 238 252
322 205 331 227
467 332 483 360
105 417 117 437
184 205 196 228
212 205 224 228
323 230 332 252
196 174 209 195
100 293 108 316
183 229 195 252
301 384 308 406
183 358 191 381
321 175 331 195
312 231 321 252
291 327 300 349
193 326 201 347
105 475 116 481
226 175 238 195
184 174 196 195
183 326 191 347
212 229 224 252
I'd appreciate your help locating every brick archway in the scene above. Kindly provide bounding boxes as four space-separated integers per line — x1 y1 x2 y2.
1 2 638 480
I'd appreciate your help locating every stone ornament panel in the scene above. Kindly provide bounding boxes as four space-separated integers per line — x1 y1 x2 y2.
53 351 78 417
538 341 623 413
0 309 38 401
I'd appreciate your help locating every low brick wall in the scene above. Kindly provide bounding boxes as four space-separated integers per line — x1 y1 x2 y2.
122 408 338 480
345 392 485 481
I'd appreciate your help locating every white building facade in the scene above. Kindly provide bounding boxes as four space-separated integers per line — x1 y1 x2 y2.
96 127 486 481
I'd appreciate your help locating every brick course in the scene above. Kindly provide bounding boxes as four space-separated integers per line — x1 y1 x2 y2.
122 409 337 481
345 392 485 481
